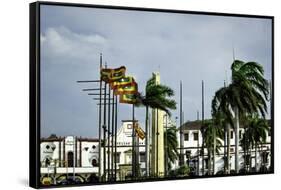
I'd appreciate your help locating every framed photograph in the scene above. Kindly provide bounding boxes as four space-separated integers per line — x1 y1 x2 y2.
29 1 274 188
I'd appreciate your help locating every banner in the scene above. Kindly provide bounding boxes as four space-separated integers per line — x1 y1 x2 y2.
114 81 138 95
119 93 139 104
133 123 145 140
111 66 126 81
100 66 126 83
100 68 112 83
110 76 135 90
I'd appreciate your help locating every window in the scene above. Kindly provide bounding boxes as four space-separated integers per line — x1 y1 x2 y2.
261 152 269 164
268 130 271 137
204 158 208 169
193 132 198 141
67 152 74 167
230 131 233 139
239 130 242 139
184 133 189 141
92 145 96 149
185 150 191 159
140 152 145 162
91 159 98 167
115 152 121 163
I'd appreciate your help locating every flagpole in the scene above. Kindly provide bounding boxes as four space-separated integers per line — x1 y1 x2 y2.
111 89 115 180
114 95 118 180
98 53 102 181
201 80 205 175
197 110 200 175
132 104 136 179
179 81 184 167
107 76 111 180
103 69 107 181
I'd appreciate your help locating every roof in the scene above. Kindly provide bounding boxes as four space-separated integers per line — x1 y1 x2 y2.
179 119 272 131
40 137 99 142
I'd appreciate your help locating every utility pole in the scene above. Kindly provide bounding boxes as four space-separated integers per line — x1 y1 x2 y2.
201 80 205 175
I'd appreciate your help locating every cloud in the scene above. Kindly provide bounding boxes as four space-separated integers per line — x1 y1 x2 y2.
41 26 108 64
40 5 272 137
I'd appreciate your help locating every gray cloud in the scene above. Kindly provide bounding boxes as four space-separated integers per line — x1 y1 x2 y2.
40 5 272 138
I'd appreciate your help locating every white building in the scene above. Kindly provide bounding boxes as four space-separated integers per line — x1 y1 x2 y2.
179 120 272 175
40 120 146 184
40 118 272 185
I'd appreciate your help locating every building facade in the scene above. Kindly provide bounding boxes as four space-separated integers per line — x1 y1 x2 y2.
179 120 272 175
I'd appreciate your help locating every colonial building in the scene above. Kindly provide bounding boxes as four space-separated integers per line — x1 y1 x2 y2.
40 120 146 185
178 120 272 175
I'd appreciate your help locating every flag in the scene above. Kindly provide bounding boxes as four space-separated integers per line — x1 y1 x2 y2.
119 93 139 104
100 66 126 83
111 66 126 81
114 81 138 95
110 76 134 90
100 68 112 83
133 123 145 140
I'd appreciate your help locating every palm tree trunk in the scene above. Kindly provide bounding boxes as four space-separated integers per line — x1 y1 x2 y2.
224 125 227 174
255 142 258 172
227 124 230 174
213 130 216 175
145 106 149 177
234 107 240 174
208 151 211 175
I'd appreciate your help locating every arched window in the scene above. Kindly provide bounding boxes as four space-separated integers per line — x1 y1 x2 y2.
92 159 98 167
67 151 74 167
45 158 50 167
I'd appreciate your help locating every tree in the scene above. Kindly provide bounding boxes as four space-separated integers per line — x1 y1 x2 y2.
201 120 223 175
212 60 269 173
137 74 177 177
164 126 179 171
240 115 269 172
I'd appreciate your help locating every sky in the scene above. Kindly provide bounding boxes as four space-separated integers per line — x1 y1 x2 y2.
40 5 272 138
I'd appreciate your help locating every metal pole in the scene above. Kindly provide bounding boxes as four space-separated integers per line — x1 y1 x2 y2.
107 84 111 180
180 81 184 166
98 53 102 181
165 114 168 176
132 104 136 179
73 136 76 180
156 109 159 176
114 95 118 180
111 91 115 180
197 110 200 175
103 81 107 181
201 80 205 175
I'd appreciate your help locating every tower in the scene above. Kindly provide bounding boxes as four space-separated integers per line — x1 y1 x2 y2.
151 72 165 177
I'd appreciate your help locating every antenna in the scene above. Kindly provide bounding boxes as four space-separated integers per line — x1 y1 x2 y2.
232 43 236 61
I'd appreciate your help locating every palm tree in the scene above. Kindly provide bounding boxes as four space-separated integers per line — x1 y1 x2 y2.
201 120 223 175
212 60 269 173
137 74 177 177
164 126 179 171
240 115 269 172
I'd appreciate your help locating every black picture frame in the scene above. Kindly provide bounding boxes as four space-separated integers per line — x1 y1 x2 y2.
30 1 274 189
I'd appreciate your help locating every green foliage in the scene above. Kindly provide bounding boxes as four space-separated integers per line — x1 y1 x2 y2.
164 126 179 170
201 120 223 154
168 165 190 177
240 115 269 151
137 74 177 116
212 60 269 127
